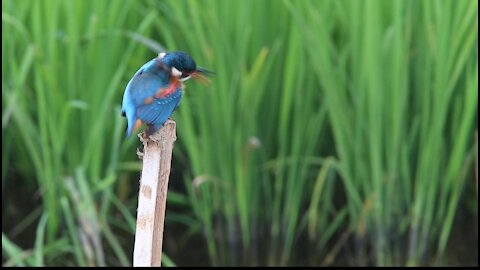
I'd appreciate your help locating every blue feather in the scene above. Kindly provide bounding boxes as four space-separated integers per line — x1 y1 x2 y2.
137 88 183 135
122 51 213 137
121 57 180 136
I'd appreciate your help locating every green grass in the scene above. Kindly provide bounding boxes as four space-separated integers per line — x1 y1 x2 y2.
286 0 478 265
2 0 173 266
2 0 478 267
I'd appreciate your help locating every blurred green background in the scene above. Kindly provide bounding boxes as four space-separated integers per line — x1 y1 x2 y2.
2 0 478 267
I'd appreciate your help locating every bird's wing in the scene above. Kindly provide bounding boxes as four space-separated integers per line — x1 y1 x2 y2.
122 61 176 136
126 71 171 107
136 88 183 132
126 68 183 126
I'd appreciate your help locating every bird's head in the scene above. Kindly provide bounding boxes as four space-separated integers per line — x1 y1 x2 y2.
158 51 214 83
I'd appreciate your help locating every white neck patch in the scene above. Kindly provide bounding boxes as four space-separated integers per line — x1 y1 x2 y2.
171 67 182 77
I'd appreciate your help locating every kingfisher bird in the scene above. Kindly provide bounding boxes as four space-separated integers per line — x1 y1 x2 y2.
121 51 212 137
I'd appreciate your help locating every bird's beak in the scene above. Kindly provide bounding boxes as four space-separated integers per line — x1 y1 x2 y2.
192 67 215 84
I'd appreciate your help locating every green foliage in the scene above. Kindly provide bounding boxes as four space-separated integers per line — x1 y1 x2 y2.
286 0 478 265
2 0 477 267
2 0 171 266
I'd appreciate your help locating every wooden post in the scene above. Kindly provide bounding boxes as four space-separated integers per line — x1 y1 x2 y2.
133 119 176 267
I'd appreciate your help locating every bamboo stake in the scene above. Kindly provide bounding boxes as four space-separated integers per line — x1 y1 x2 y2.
133 119 177 267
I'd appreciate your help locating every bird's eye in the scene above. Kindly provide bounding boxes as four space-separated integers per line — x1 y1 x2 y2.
179 73 192 82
